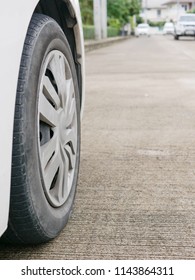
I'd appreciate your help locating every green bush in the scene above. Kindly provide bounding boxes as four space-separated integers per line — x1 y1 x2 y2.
148 20 166 29
83 25 119 39
107 27 120 37
136 15 144 25
83 25 95 40
108 18 121 29
188 8 195 13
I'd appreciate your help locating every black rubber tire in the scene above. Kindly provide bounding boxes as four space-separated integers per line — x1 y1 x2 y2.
1 13 80 244
174 35 179 40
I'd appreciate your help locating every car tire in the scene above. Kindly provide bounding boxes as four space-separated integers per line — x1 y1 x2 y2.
174 35 179 40
1 13 80 244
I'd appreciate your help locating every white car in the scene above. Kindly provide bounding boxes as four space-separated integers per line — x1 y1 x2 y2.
135 23 150 37
0 0 85 244
163 22 174 35
174 14 195 40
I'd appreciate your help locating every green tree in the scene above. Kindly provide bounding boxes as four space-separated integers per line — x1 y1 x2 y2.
108 0 141 27
80 0 141 27
108 0 129 25
80 0 93 25
128 0 141 16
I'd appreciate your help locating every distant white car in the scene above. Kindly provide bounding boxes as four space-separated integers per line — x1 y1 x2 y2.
174 14 195 40
135 23 150 37
163 22 174 35
0 0 85 244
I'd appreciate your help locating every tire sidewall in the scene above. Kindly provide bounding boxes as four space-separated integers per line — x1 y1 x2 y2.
24 20 80 238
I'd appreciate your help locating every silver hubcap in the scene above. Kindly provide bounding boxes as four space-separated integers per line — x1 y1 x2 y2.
38 50 77 207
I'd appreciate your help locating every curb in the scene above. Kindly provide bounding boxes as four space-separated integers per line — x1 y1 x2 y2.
84 36 130 53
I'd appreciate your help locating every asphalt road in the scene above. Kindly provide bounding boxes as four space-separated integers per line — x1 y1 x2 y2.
1 35 195 260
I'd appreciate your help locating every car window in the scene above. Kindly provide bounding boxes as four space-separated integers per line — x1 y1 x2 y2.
180 15 195 22
164 23 173 27
138 24 149 28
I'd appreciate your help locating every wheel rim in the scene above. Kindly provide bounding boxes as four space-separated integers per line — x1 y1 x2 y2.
38 50 77 207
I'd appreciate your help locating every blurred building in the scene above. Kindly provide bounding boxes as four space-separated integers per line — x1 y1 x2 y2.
141 0 195 22
163 1 195 21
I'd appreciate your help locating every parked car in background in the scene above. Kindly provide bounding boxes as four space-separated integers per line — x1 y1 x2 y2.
174 14 195 40
163 22 174 35
135 23 150 37
0 0 85 244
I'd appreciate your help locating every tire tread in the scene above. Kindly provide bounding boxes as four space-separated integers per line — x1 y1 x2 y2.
1 14 57 244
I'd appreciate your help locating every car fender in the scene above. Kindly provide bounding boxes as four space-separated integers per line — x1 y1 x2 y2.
0 0 85 237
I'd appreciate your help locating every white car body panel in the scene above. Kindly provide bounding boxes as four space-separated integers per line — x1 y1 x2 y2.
135 24 150 37
0 0 84 237
163 23 174 35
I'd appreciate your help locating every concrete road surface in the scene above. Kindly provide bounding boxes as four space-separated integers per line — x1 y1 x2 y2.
0 35 195 260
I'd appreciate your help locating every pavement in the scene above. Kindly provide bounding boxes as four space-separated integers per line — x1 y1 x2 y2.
0 35 195 260
84 36 130 52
